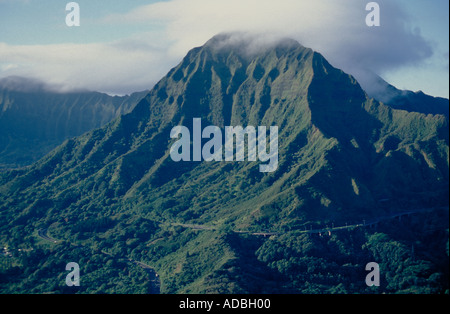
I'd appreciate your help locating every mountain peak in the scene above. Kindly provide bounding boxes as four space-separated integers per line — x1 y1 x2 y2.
202 32 307 59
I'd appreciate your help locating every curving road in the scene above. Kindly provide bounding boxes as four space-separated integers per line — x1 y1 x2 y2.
37 228 59 243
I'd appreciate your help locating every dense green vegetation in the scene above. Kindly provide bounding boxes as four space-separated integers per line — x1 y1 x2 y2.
0 34 448 294
0 243 157 294
1 210 447 294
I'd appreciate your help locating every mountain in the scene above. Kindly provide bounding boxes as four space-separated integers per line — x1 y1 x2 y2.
0 76 148 169
0 34 448 294
355 71 449 117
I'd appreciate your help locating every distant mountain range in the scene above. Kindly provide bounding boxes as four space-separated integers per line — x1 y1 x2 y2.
0 76 148 169
355 71 449 117
0 34 448 294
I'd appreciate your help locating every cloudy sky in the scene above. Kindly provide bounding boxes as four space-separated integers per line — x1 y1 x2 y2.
0 0 448 97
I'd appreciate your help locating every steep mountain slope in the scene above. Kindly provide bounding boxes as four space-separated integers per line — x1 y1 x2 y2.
0 34 448 294
0 77 148 169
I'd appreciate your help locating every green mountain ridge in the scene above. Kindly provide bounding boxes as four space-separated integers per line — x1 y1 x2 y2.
355 71 449 117
0 34 448 294
0 77 148 169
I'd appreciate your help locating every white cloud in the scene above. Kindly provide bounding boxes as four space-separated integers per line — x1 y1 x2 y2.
0 0 441 96
0 37 171 95
113 0 431 62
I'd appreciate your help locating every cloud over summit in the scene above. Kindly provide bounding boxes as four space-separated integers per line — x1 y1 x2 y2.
0 0 443 96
